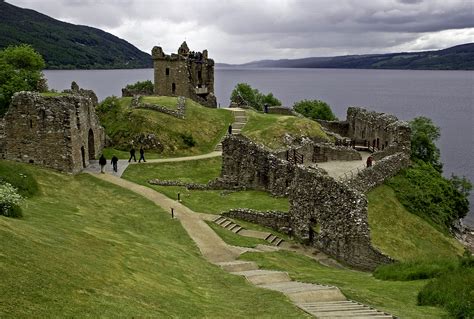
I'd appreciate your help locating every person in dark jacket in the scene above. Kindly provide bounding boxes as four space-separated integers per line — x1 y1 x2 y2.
139 147 146 163
129 148 136 162
366 156 373 168
111 155 119 173
228 124 232 135
99 154 107 173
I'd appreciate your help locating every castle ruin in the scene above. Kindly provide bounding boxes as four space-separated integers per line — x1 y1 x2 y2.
0 83 105 174
152 41 217 107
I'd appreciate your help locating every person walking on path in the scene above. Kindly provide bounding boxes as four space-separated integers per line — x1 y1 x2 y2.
99 154 107 173
111 155 119 173
139 147 146 163
129 147 136 162
366 156 373 168
228 124 232 135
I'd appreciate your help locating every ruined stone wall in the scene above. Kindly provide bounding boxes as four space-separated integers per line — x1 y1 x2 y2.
0 118 5 159
3 91 104 174
221 135 295 196
222 209 291 233
316 120 349 137
275 141 361 164
346 107 411 153
220 134 394 269
289 166 393 270
267 106 294 115
131 95 186 119
346 152 410 193
152 43 217 107
122 87 154 97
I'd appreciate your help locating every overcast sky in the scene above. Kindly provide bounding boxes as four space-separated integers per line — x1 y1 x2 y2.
8 0 474 63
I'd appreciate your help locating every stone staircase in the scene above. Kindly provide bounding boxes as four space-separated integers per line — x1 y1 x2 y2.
215 109 247 152
217 260 395 318
213 216 287 247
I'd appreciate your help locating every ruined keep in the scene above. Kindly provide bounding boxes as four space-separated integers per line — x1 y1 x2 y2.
217 107 411 270
1 85 105 174
152 41 217 107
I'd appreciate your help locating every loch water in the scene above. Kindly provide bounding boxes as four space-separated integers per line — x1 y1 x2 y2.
43 67 474 227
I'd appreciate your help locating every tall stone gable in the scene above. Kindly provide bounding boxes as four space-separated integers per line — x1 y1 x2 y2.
152 42 217 108
2 90 105 174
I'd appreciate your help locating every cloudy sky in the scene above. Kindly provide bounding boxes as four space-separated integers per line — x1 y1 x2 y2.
8 0 474 63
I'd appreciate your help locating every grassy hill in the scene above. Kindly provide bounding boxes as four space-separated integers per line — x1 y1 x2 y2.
242 110 330 150
0 1 152 69
99 96 233 158
0 160 306 318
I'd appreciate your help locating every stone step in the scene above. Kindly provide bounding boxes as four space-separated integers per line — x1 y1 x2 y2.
221 220 233 228
275 238 285 246
231 226 243 233
309 310 391 317
315 316 393 319
231 269 291 285
217 260 258 272
259 281 334 294
216 217 229 225
225 222 237 230
232 122 246 129
214 144 222 151
213 215 225 223
266 234 277 242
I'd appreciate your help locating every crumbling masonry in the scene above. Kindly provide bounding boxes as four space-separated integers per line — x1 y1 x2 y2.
152 41 217 107
0 84 105 174
218 108 411 270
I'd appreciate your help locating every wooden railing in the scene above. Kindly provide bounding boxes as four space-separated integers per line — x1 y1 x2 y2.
286 149 304 165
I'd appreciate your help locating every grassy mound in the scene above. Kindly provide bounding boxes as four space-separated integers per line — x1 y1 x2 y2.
367 185 463 261
0 161 305 317
242 110 330 150
0 160 39 197
122 157 289 214
98 96 233 158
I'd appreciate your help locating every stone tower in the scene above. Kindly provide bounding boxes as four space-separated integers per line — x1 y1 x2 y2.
152 41 217 107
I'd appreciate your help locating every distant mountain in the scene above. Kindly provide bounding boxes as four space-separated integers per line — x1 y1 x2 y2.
218 43 474 70
0 1 152 69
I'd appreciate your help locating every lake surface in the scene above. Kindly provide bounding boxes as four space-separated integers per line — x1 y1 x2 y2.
43 67 474 227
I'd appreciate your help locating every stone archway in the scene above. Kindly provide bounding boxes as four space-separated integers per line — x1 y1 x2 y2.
88 129 95 160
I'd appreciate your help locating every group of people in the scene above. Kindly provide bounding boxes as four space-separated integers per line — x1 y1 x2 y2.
97 147 146 174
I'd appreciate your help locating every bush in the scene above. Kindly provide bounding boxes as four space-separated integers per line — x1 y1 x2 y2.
125 80 154 93
374 259 458 281
386 161 470 234
293 99 337 121
0 182 23 218
180 133 196 148
97 96 121 114
410 117 443 172
230 83 281 111
0 163 39 197
0 44 46 116
418 267 474 318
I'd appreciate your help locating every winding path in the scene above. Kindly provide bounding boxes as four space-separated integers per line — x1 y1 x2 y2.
88 171 395 318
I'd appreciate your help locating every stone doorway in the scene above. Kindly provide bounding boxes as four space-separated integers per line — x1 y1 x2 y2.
308 217 320 245
88 129 95 160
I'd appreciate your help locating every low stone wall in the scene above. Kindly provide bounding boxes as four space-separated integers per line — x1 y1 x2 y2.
122 87 154 97
222 209 291 233
311 143 361 162
290 166 394 270
131 96 186 119
346 152 411 193
267 106 294 115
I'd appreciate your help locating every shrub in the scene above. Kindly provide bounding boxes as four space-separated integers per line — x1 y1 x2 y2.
97 96 121 114
230 83 281 111
418 267 474 318
409 116 443 172
293 99 336 121
125 80 154 93
0 163 39 197
180 133 196 148
386 161 470 234
0 182 23 218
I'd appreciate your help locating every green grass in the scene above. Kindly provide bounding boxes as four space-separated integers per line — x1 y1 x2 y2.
0 161 307 318
140 95 178 109
98 97 233 157
418 267 474 318
0 160 39 197
367 185 464 261
242 110 330 150
241 251 447 318
122 158 290 214
374 258 459 281
206 221 268 248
